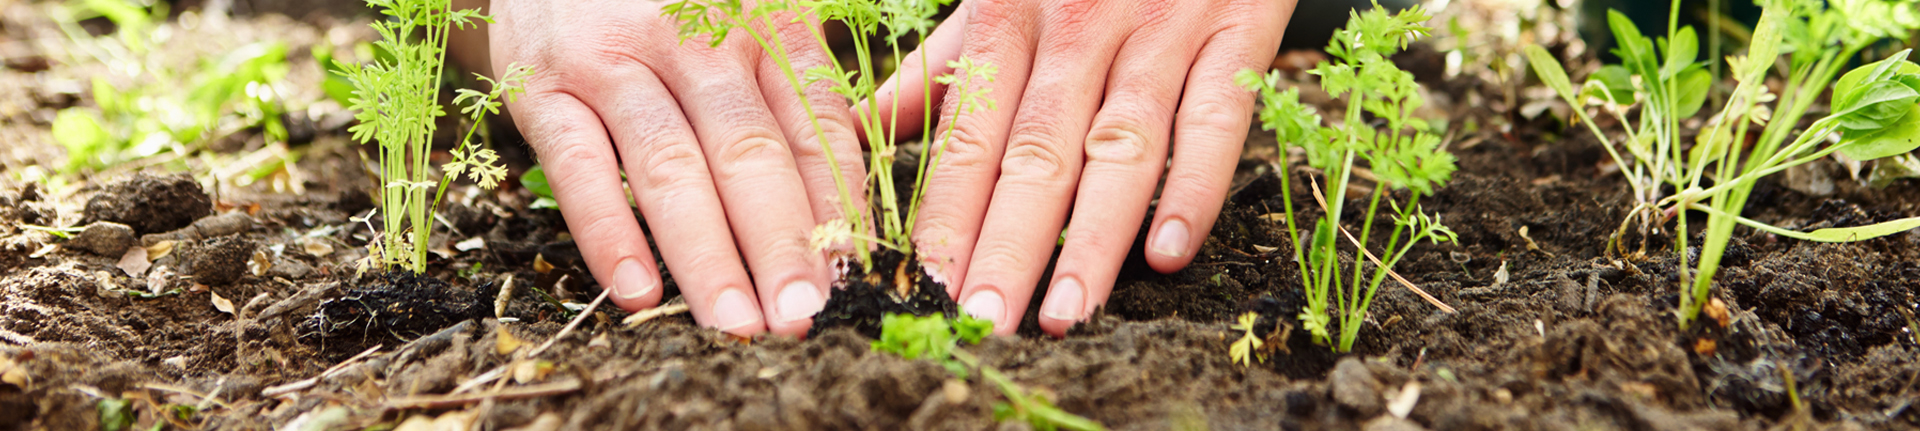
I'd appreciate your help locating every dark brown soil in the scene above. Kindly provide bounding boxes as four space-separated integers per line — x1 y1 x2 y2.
3 1 1920 430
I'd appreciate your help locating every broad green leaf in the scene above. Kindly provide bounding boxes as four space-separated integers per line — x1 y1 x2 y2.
1524 45 1576 102
1607 10 1660 80
1584 65 1636 105
1661 26 1699 79
1832 81 1920 131
1837 104 1920 160
519 165 553 198
1833 51 1919 109
1675 69 1713 118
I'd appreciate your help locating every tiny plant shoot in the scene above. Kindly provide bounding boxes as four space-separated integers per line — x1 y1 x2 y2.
1239 2 1458 353
1525 0 1920 329
872 312 1104 431
337 0 532 274
667 0 998 274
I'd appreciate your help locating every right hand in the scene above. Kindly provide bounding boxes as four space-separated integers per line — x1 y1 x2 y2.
488 0 867 337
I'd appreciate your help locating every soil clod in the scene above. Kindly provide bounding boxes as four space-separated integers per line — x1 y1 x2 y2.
82 173 212 235
67 222 134 256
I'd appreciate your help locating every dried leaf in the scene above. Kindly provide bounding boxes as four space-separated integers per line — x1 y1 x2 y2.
297 237 332 257
117 246 151 278
28 243 55 259
210 290 235 314
455 237 485 252
496 330 524 356
1386 380 1422 419
249 249 273 277
532 253 553 274
512 360 554 384
1252 244 1278 253
622 303 691 327
146 240 176 261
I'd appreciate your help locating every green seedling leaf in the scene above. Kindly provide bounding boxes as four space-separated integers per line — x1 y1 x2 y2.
1523 45 1575 102
52 109 112 172
1837 106 1920 160
1675 68 1713 118
1660 26 1699 80
98 398 134 431
953 313 993 345
520 165 552 198
1782 217 1920 243
872 313 956 361
1608 10 1660 80
1584 65 1636 105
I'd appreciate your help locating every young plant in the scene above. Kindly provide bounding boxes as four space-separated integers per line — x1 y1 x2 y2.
667 0 997 277
336 0 532 274
1238 3 1459 353
1525 0 1920 329
871 312 1104 431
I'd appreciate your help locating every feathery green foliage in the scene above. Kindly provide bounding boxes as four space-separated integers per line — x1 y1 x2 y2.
1239 3 1458 353
666 0 997 271
1524 0 1920 329
872 312 1102 431
336 0 531 273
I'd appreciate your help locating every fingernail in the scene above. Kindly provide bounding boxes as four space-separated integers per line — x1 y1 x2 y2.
1151 219 1191 258
776 280 825 324
1040 277 1085 321
614 259 655 300
962 290 1004 328
712 289 761 332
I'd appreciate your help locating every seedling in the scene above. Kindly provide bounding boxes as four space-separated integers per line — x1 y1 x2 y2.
1227 312 1265 367
336 0 532 274
872 312 1103 431
1525 0 1920 329
1239 3 1459 353
49 0 296 174
667 0 997 275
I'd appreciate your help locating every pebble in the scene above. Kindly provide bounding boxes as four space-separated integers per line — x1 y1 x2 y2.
183 235 255 286
68 222 135 256
1330 358 1386 417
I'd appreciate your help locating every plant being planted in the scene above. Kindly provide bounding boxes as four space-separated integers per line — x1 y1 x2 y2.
871 312 1104 431
1238 3 1459 353
667 0 998 330
335 0 531 274
1525 0 1920 330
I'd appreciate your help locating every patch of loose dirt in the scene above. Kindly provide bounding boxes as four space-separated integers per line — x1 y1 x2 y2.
3 0 1920 430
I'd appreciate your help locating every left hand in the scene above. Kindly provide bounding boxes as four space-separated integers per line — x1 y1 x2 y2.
869 0 1298 336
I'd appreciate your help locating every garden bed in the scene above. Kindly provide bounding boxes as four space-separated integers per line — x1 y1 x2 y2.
2 1 1919 429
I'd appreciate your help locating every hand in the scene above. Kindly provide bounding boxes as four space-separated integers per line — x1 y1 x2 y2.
872 0 1297 336
488 0 867 337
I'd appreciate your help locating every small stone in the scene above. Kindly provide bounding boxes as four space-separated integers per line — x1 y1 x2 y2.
68 222 135 256
191 212 255 237
267 257 312 279
1330 358 1385 417
82 173 211 235
182 235 255 286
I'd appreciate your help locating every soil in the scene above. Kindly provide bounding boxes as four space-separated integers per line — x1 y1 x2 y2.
3 1 1920 430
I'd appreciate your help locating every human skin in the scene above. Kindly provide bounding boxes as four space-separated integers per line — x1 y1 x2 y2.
482 0 1296 338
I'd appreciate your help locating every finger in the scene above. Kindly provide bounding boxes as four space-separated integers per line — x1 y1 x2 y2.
513 90 668 315
858 3 970 144
571 65 769 336
1038 3 1202 337
909 0 1040 295
758 14 870 242
1146 1 1292 274
956 0 1131 335
754 15 858 336
659 44 829 337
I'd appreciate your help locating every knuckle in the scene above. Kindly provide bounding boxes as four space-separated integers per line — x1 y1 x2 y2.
1083 121 1157 166
998 133 1070 181
541 139 612 179
711 131 796 179
929 123 998 171
969 240 1035 274
1179 96 1253 139
574 207 638 245
636 143 710 191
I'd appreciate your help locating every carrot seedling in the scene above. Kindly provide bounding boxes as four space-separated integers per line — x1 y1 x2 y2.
1239 2 1459 353
872 312 1103 431
335 0 532 274
666 0 997 274
1524 0 1920 329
